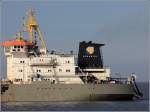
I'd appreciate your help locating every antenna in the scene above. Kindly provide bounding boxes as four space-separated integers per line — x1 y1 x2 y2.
22 17 27 32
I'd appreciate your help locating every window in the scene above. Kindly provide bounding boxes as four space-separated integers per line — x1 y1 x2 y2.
66 60 70 63
40 59 44 62
59 69 62 72
20 61 25 63
18 69 23 72
14 46 17 48
66 69 70 72
13 49 16 51
37 69 41 72
18 49 20 51
18 46 20 48
21 46 23 48
48 70 51 72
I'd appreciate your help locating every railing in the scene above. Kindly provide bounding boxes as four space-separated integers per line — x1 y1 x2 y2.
105 77 130 84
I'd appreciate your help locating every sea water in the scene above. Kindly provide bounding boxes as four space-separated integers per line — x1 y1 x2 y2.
1 82 149 111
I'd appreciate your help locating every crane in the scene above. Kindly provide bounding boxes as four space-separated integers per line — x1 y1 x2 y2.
27 9 47 54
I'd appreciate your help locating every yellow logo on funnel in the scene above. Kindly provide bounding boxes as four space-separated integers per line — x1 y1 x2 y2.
86 46 94 54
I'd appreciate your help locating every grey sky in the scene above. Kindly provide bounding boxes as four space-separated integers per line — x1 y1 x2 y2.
0 0 149 82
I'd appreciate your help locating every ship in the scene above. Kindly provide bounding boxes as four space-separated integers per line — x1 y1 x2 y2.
0 10 143 102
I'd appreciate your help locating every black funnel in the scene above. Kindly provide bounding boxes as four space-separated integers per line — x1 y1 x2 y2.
78 41 104 69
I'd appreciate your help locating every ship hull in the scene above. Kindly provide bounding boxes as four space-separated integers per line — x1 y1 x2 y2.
1 82 136 102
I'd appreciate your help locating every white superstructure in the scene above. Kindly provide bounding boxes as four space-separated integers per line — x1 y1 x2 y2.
4 45 83 84
3 44 110 84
